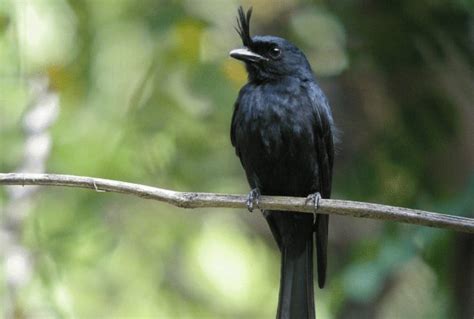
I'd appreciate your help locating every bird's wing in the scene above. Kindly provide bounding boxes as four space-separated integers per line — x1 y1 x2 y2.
230 86 246 149
230 98 239 148
313 106 334 199
230 98 240 147
309 83 334 197
310 85 335 289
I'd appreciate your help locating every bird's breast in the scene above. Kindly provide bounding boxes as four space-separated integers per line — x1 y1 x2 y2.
234 83 317 195
237 84 314 158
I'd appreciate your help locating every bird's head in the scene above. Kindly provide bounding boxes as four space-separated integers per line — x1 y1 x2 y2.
230 7 313 82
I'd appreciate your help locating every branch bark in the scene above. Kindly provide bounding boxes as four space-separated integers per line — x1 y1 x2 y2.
1 173 473 233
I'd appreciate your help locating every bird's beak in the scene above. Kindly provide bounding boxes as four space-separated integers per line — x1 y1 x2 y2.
229 47 268 63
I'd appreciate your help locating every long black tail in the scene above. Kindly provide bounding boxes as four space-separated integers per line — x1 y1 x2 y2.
316 214 328 289
275 218 315 319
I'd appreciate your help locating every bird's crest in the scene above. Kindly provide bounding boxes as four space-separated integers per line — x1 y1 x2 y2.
235 6 253 47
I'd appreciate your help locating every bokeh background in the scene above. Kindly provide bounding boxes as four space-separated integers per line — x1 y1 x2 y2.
1 0 473 318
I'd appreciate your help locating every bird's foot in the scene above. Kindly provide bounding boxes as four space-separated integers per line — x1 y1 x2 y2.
246 188 261 212
305 192 322 213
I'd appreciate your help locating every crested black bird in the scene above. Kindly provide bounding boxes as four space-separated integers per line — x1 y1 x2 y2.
229 7 336 319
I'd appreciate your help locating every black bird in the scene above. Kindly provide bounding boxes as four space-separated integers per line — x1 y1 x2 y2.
229 7 336 319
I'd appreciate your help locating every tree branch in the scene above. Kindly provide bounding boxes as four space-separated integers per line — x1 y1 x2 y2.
1 173 473 233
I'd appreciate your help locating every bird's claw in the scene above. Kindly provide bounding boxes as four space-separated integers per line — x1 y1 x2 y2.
246 188 260 212
305 192 322 212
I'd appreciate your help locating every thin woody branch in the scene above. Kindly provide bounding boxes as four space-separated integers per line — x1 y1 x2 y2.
0 173 473 233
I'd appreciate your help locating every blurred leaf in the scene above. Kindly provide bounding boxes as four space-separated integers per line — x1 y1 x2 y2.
291 7 348 76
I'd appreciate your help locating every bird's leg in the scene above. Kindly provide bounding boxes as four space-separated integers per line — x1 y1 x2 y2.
306 192 322 231
246 188 261 212
305 192 322 212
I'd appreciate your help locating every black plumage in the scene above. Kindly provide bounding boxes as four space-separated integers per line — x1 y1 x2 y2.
229 7 336 319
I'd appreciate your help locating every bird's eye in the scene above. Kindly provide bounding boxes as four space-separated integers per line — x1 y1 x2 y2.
268 46 281 59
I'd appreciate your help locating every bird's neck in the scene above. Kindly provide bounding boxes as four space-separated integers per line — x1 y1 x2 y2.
248 73 311 86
